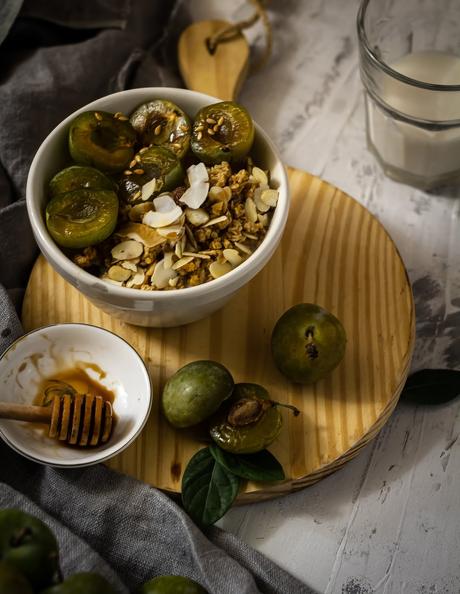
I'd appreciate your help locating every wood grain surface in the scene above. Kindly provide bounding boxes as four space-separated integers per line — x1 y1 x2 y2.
22 167 415 501
178 20 250 101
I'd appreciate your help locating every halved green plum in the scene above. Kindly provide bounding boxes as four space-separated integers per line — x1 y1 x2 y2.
49 166 114 199
130 99 191 159
209 383 282 454
69 111 136 173
190 101 254 164
118 146 184 203
46 189 118 249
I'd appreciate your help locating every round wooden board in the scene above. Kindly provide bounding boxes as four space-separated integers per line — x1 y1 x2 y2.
22 167 415 502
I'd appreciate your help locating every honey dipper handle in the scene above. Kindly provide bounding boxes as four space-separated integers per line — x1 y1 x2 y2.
0 402 52 423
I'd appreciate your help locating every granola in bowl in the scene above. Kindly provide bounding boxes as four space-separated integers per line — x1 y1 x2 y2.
76 161 277 290
44 98 279 291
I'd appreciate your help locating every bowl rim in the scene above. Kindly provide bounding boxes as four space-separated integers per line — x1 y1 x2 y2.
26 87 289 300
0 322 153 467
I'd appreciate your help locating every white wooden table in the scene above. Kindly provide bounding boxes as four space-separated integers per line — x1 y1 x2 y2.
180 1 460 592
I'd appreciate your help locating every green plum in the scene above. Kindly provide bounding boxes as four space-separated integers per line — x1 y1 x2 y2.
130 99 191 159
271 303 347 384
209 383 282 454
69 111 136 173
162 361 234 428
190 101 254 164
138 575 208 594
0 561 34 594
46 188 118 249
48 166 114 199
0 509 59 590
118 146 184 204
41 572 116 594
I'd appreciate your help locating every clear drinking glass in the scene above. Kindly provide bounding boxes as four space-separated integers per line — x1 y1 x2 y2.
357 0 460 189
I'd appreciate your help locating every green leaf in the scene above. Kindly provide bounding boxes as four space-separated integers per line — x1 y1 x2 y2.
209 444 285 482
401 369 460 405
181 447 240 526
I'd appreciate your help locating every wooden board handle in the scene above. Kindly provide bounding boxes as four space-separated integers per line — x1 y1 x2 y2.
178 20 250 101
0 402 51 423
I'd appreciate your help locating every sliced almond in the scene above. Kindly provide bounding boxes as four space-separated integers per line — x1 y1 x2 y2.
172 256 194 270
260 188 279 207
185 225 198 250
244 232 259 240
157 224 184 239
169 277 179 287
252 166 268 185
245 197 258 223
163 251 174 270
129 202 154 222
258 213 269 227
127 270 145 287
255 194 271 213
102 276 123 287
151 259 178 289
200 249 219 255
202 215 228 228
141 177 159 202
116 224 166 249
120 261 138 272
175 234 187 258
234 241 253 255
185 207 210 226
209 261 232 279
108 265 132 282
111 240 143 261
223 248 243 267
183 251 210 260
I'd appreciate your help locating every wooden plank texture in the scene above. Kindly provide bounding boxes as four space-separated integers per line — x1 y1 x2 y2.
21 167 415 500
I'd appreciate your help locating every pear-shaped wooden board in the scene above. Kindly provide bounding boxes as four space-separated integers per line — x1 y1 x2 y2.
22 168 414 501
22 21 414 500
178 20 249 100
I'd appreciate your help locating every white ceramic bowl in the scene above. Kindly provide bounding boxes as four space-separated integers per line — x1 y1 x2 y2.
26 88 289 327
0 324 152 467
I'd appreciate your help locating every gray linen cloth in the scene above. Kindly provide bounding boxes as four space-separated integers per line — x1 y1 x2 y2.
0 2 314 592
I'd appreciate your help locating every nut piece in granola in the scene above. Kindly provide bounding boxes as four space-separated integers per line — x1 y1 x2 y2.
209 261 232 279
111 240 143 261
72 155 277 290
143 195 183 228
179 163 209 209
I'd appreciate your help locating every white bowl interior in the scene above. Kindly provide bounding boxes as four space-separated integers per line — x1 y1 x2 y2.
27 88 289 302
0 324 151 466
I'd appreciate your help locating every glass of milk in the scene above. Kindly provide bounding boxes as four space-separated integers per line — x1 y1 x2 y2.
357 0 460 188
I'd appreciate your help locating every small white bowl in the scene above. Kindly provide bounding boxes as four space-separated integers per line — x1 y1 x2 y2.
26 87 289 327
0 324 152 467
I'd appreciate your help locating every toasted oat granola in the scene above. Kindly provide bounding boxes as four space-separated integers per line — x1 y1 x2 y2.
73 160 279 290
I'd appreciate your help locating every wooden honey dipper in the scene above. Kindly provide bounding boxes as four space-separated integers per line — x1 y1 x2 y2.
0 392 113 446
